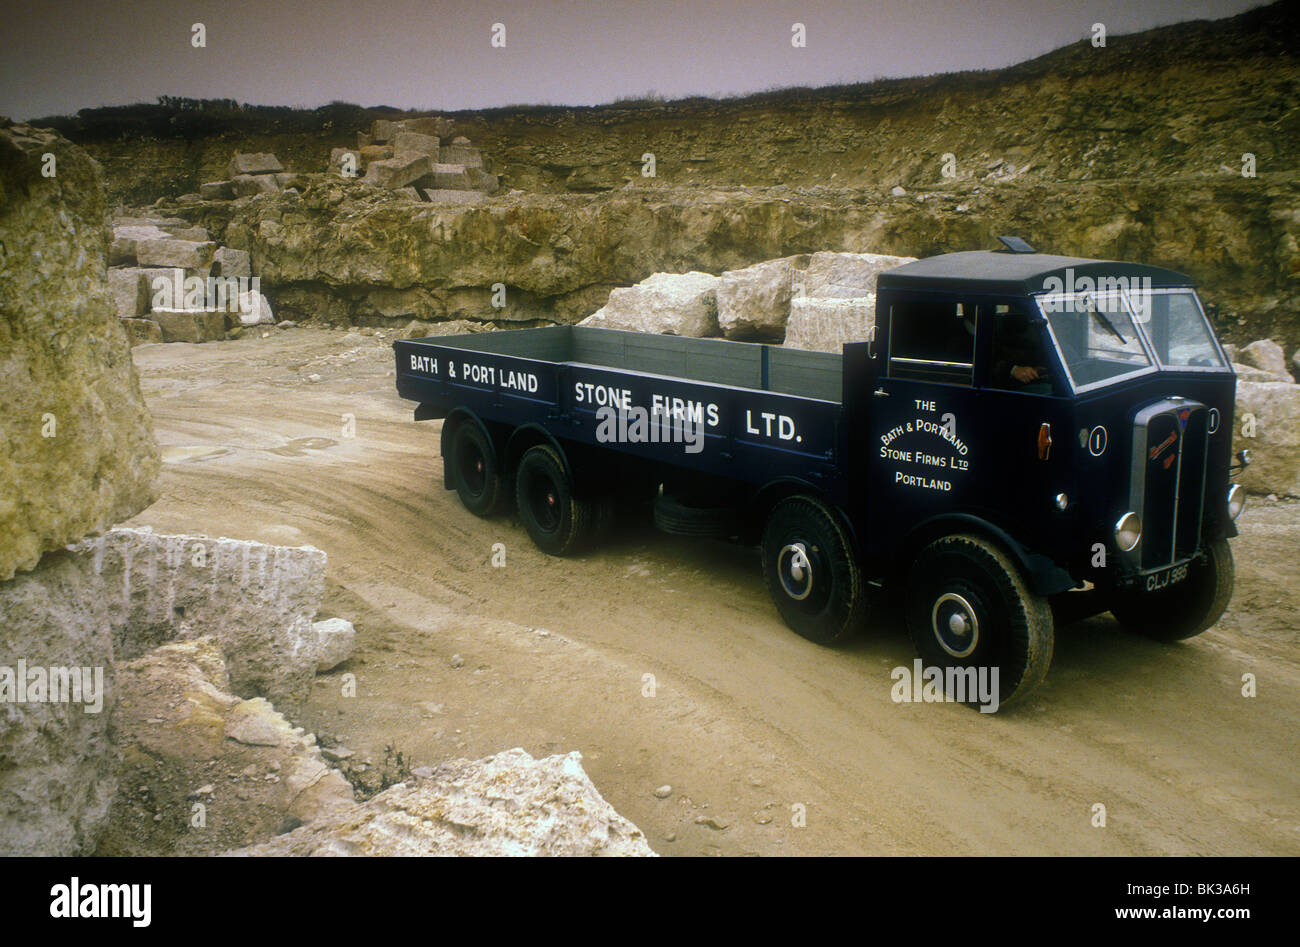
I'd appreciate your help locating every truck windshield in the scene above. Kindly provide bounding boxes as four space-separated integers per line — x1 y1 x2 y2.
1037 292 1154 392
1129 288 1229 371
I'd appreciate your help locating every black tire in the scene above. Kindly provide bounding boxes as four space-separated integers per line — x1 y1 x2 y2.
1110 538 1234 642
653 491 739 538
906 534 1054 710
514 444 596 556
761 496 866 646
450 422 508 517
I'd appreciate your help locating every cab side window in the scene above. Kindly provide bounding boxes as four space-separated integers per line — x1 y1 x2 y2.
888 299 975 385
990 303 1054 394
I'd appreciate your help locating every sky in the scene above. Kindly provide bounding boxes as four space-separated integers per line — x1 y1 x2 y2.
0 0 1269 120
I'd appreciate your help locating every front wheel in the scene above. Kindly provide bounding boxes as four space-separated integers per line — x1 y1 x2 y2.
761 496 867 646
906 534 1054 710
1109 538 1234 641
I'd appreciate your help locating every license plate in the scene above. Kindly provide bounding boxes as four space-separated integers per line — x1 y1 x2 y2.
1144 562 1189 592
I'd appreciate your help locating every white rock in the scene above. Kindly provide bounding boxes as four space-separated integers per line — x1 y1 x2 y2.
580 271 721 337
134 237 216 272
236 290 275 326
312 617 356 672
715 256 804 341
1233 380 1300 497
802 251 916 299
784 295 877 352
226 748 655 856
1238 339 1291 379
1232 361 1288 383
107 268 148 318
66 528 328 711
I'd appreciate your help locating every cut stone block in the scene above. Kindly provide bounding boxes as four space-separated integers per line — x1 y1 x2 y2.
153 308 228 343
214 246 252 278
364 153 432 188
716 256 806 341
120 317 163 345
199 180 234 200
231 174 280 197
473 169 500 194
359 144 394 167
107 267 148 318
421 188 487 205
227 152 283 177
163 226 210 242
370 119 400 143
439 144 483 171
134 238 216 272
139 267 193 309
579 272 720 337
110 223 170 265
391 130 440 157
109 237 135 266
784 295 877 352
426 162 472 189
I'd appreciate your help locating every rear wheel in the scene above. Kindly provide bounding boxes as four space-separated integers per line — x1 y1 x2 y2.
761 496 866 645
1110 538 1234 641
906 534 1054 709
450 422 507 517
514 444 597 556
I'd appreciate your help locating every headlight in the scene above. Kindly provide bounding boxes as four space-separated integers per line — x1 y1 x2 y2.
1227 483 1245 520
1114 512 1142 552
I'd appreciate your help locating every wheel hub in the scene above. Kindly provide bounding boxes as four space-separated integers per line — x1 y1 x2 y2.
778 542 813 601
931 592 979 658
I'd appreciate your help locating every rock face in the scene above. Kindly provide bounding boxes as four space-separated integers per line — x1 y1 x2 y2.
1233 381 1300 497
228 748 655 856
580 271 720 337
0 120 160 581
96 637 355 855
70 527 328 710
0 549 117 856
716 256 806 341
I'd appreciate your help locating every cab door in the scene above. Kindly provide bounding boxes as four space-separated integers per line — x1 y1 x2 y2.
866 293 983 545
976 300 1073 551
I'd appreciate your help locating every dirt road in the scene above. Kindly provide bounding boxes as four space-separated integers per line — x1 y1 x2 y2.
126 328 1300 856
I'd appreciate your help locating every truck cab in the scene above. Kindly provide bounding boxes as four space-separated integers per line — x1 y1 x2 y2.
855 241 1240 702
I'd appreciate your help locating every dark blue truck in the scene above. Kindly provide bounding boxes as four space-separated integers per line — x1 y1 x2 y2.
394 240 1244 707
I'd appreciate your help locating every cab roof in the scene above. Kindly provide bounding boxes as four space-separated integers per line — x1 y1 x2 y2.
877 250 1195 296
